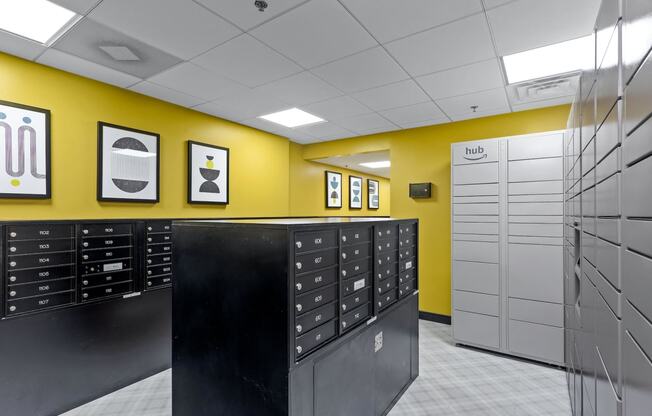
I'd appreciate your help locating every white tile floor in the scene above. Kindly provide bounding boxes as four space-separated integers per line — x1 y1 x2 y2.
62 320 571 416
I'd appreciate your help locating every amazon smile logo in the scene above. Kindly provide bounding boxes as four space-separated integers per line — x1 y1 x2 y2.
463 146 487 161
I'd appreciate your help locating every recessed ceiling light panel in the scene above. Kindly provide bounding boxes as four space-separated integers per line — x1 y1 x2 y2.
360 161 391 169
502 35 594 84
259 108 325 128
0 0 79 45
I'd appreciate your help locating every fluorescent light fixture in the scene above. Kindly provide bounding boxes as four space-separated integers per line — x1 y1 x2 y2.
112 148 157 158
0 0 78 44
360 161 391 169
503 35 594 84
259 108 324 128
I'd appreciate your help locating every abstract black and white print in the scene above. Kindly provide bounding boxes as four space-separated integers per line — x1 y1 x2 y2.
98 122 159 202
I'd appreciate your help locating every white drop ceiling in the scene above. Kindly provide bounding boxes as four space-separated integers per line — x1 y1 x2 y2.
314 151 391 178
1 0 601 144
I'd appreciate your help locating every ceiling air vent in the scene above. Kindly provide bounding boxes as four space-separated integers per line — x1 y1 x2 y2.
99 45 140 61
507 72 580 106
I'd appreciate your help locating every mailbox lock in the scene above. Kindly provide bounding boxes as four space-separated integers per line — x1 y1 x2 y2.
296 346 303 354
296 283 302 291
296 304 303 312
83 293 89 299
9 276 16 282
83 280 88 286
10 261 16 267
296 325 302 333
9 306 16 312
342 321 347 328
9 291 16 297
296 241 302 249
342 235 347 242
342 270 347 277
342 253 347 259
296 262 302 270
342 304 347 311
10 232 17 238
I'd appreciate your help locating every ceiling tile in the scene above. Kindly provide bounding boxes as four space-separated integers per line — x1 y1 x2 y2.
416 59 505 100
311 47 408 93
50 0 101 14
295 122 355 140
193 90 289 121
0 31 46 61
52 18 182 79
250 0 377 68
148 63 247 101
352 79 430 111
37 49 141 88
254 71 343 106
334 113 396 134
89 0 241 60
487 0 601 55
436 87 510 117
400 118 450 129
511 95 574 112
194 0 306 31
289 136 324 144
449 107 508 121
340 0 483 43
129 81 205 107
303 96 372 120
356 126 400 136
385 13 495 76
482 0 518 9
379 102 447 126
192 34 302 87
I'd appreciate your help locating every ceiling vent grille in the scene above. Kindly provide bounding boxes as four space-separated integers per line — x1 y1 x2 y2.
507 72 580 105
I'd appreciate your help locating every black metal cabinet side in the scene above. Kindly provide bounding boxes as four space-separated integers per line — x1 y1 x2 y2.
172 223 290 416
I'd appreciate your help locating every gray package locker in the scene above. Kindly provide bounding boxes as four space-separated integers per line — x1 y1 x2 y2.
451 131 565 365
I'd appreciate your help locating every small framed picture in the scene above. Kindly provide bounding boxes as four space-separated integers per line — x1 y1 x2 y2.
98 122 160 202
187 140 229 205
349 175 362 209
0 100 51 199
325 170 342 208
368 179 379 209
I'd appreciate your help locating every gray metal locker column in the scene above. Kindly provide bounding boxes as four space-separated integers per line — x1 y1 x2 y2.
506 132 565 365
621 0 652 414
451 139 501 350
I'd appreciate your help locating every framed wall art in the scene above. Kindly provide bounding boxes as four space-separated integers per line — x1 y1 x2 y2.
325 170 342 208
97 122 160 203
368 179 379 209
349 175 362 209
0 99 51 199
187 140 229 205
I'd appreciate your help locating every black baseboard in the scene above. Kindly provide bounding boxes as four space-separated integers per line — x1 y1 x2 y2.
419 311 451 325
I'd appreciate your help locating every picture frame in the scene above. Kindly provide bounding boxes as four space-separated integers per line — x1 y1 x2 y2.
325 170 342 208
368 179 380 210
187 140 230 205
349 175 363 209
97 121 160 203
0 99 51 199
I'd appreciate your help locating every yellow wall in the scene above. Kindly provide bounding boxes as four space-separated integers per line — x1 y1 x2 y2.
0 52 289 220
1 52 570 316
288 142 390 217
300 106 571 316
